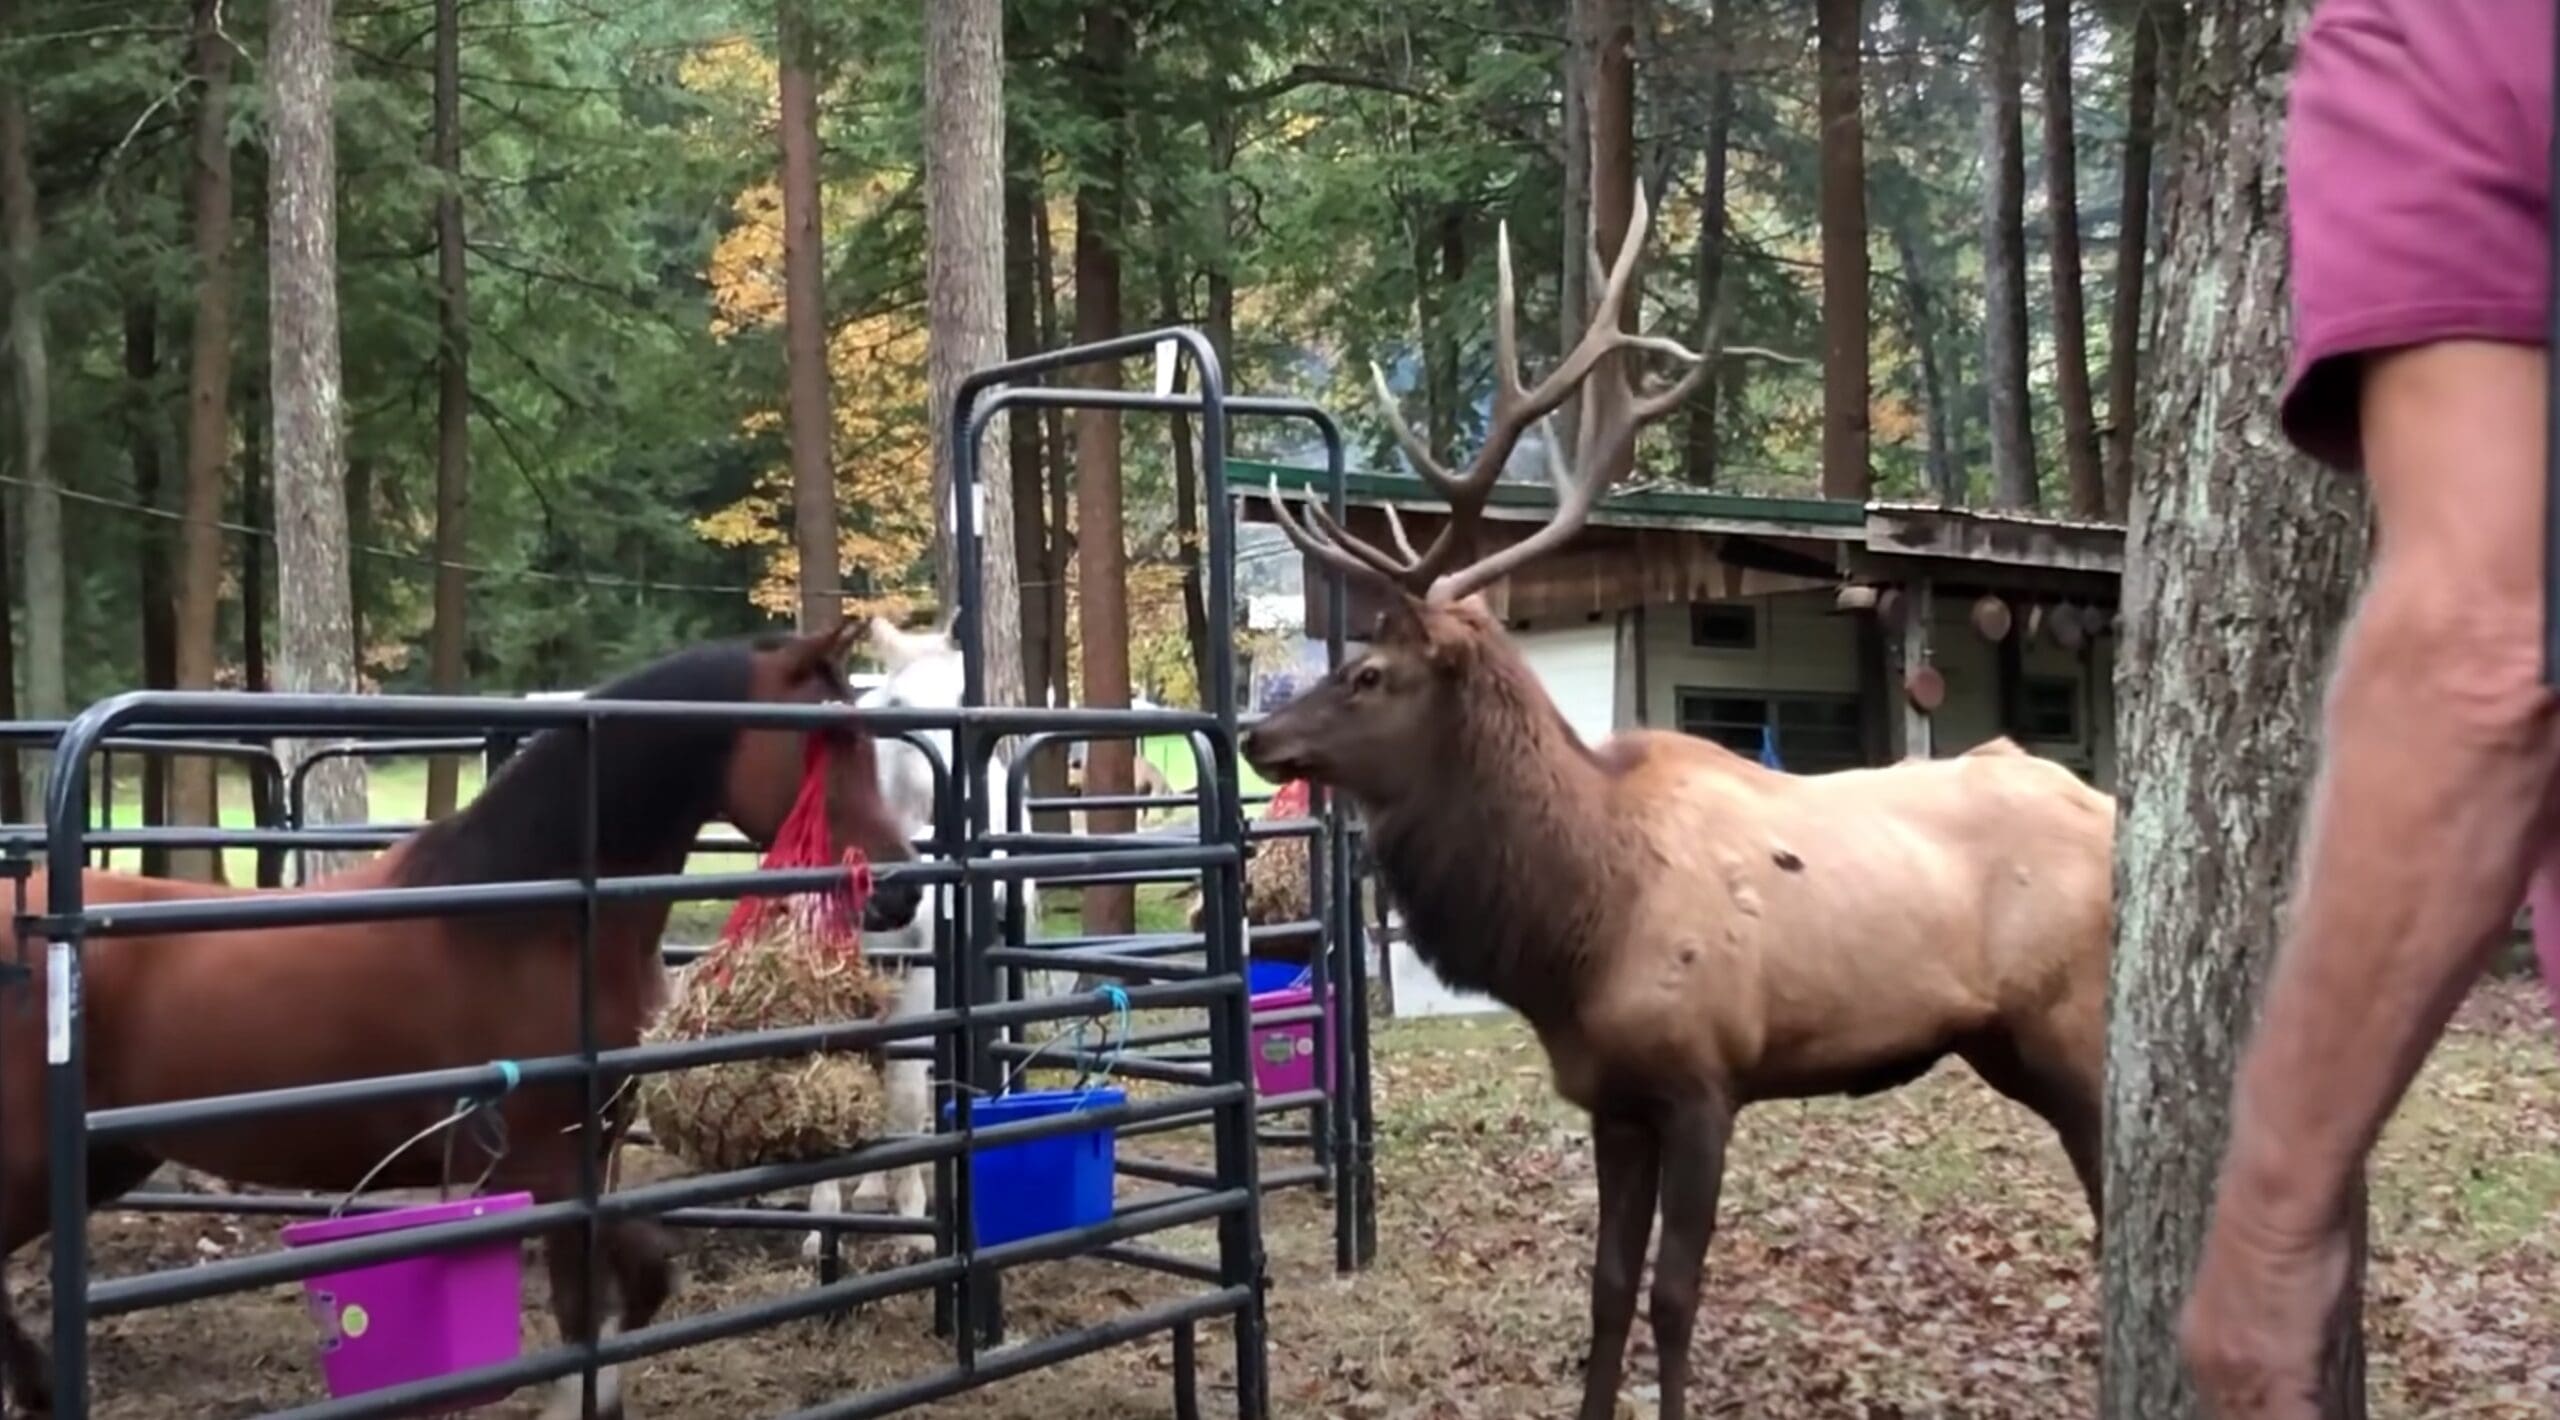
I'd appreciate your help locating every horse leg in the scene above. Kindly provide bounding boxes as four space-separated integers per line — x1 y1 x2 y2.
1647 1095 1733 1420
535 1173 675 1420
0 1144 161 1418
1575 1109 1660 1420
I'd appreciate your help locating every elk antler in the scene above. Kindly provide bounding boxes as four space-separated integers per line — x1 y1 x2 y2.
1263 179 1708 607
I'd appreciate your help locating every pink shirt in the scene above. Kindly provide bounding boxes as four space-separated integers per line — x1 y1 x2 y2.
2281 0 2552 474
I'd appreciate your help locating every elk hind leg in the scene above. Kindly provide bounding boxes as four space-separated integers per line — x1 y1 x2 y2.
1648 1094 1733 1420
1575 1110 1660 1420
1958 1028 2102 1229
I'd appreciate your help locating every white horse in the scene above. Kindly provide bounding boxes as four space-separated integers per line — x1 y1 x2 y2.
803 618 1073 1260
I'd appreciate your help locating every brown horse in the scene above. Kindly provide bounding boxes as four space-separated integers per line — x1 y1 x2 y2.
0 624 920 1419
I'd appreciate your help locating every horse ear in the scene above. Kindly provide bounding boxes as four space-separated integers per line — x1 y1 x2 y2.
869 614 935 670
776 621 859 685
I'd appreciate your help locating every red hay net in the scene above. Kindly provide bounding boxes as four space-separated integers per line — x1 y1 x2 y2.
708 735 873 980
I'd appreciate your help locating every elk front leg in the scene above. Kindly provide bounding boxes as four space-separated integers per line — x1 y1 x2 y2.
1577 1110 1660 1420
1648 1094 1732 1420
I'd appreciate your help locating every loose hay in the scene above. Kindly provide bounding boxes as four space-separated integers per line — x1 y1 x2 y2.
639 925 900 1173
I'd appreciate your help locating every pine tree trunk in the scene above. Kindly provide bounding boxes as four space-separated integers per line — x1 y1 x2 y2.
0 480 16 822
1031 188 1070 708
426 0 471 818
2101 3 2368 1414
779 0 839 633
1890 214 1961 503
2043 0 2104 514
1027 174 1072 828
0 9 63 728
1003 107 1050 711
1816 0 1871 501
1557 11 1591 460
1580 0 1638 483
171 0 235 883
128 286 175 876
241 380 267 696
1154 232 1211 703
1983 0 2037 507
269 0 368 873
1683 7 1733 490
926 0 1024 707
1074 1 1134 937
2103 0 2163 521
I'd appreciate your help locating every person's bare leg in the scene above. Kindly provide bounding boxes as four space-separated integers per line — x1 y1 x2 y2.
2182 341 2560 1418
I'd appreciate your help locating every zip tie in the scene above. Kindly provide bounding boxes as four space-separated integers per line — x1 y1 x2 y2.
493 1059 522 1094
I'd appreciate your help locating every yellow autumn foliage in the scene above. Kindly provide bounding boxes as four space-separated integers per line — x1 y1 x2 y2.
681 37 1204 688
685 42 930 626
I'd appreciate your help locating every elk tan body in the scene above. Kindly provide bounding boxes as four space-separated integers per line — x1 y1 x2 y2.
1355 614 2110 1129
1242 180 2113 1420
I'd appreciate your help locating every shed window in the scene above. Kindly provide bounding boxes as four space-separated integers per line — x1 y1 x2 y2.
1675 690 1865 773
1689 601 1758 651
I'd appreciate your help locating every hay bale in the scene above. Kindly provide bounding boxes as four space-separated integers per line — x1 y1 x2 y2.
638 927 899 1174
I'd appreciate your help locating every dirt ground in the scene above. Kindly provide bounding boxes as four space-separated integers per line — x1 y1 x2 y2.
22 981 2560 1419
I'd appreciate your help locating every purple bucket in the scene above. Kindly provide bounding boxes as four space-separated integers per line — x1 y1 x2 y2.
279 1191 532 1410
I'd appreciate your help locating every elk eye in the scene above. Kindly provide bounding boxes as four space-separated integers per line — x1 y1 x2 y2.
1351 664 1383 692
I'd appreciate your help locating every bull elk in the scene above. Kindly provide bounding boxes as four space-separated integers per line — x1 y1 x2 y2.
1240 183 2112 1420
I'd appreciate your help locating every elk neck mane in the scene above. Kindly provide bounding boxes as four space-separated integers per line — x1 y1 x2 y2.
392 638 787 888
1360 626 1646 1025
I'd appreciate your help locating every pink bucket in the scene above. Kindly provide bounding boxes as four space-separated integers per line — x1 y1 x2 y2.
1249 986 1334 1096
279 1191 532 1410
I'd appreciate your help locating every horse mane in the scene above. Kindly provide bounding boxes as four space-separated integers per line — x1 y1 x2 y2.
392 636 811 887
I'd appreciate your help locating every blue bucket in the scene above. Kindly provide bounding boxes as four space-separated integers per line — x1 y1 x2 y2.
1247 959 1311 995
944 1088 1124 1248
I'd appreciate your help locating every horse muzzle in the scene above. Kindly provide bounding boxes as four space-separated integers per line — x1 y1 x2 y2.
864 875 923 933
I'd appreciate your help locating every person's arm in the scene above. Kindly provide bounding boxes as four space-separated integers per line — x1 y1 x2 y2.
2186 343 2559 1418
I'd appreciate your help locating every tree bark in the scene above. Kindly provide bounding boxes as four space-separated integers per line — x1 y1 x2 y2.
425 0 470 818
2103 0 2163 521
1815 0 1871 501
1019 143 1072 830
779 0 839 633
269 0 368 870
241 380 266 695
171 0 236 883
1154 229 1211 702
1890 213 1961 503
1031 186 1070 707
1003 115 1050 710
1579 0 1638 484
926 0 1024 708
0 479 15 822
2043 0 2104 514
1557 10 1591 460
129 286 175 876
1682 6 1733 490
0 6 63 729
1074 1 1134 937
2101 4 2368 1415
1982 0 2037 507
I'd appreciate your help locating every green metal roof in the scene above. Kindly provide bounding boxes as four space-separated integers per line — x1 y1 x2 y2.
1226 458 1868 532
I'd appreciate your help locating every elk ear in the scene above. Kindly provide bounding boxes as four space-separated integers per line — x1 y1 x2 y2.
1411 600 1484 668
